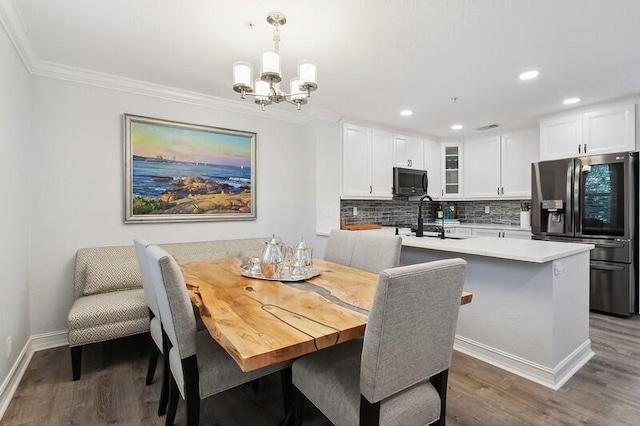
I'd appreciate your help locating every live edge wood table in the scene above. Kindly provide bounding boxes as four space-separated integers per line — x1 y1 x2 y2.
180 257 473 372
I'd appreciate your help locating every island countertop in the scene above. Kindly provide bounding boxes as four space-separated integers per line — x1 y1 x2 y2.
401 235 594 263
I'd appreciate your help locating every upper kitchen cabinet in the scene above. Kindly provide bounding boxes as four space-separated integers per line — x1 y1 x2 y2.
501 129 539 197
464 129 538 199
423 138 441 199
341 123 393 199
540 101 636 160
441 142 463 198
463 136 501 198
393 134 424 169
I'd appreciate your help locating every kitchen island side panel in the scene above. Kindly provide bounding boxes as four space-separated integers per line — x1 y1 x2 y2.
400 246 592 389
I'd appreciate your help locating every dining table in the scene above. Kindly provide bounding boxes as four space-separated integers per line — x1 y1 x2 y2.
180 257 473 372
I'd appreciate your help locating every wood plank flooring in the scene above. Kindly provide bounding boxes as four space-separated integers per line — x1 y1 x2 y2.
2 312 639 425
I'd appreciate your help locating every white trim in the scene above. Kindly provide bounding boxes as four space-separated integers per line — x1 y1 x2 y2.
31 330 68 352
454 335 594 390
0 338 32 421
0 330 68 421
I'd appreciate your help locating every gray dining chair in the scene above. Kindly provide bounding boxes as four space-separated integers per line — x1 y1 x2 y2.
323 229 357 266
133 238 169 416
146 245 293 426
292 259 467 426
324 229 402 274
350 232 402 274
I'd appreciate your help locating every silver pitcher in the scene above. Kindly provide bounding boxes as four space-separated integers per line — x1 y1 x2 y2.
260 235 284 278
294 238 313 269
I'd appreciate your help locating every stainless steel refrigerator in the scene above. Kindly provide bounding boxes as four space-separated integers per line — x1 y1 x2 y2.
531 152 638 316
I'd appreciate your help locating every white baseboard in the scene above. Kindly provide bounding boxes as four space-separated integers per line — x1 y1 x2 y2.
454 335 594 390
0 330 68 421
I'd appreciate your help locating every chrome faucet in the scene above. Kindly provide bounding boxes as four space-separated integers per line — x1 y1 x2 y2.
416 194 433 237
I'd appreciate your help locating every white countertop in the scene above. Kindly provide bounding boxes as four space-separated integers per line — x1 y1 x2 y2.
401 235 593 263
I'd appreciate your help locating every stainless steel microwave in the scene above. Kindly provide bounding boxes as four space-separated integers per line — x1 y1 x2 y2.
393 167 428 196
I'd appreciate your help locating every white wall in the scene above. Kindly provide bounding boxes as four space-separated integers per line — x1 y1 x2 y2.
0 24 31 389
28 77 317 334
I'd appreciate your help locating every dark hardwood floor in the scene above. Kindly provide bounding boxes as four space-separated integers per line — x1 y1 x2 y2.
2 312 640 425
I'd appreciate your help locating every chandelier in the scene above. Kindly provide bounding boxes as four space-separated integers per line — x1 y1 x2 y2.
232 12 318 111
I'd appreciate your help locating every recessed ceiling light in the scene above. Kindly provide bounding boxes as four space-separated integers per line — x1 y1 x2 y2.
519 70 540 80
451 124 463 131
400 110 413 117
563 97 581 105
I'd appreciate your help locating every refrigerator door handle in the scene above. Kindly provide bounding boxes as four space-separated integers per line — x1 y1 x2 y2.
591 263 626 272
565 160 574 234
573 159 581 235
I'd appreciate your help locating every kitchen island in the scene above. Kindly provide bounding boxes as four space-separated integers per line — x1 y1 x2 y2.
400 235 594 389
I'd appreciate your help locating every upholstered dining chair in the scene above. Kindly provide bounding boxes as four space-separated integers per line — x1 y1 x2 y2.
292 259 467 426
323 229 358 266
133 238 169 416
324 229 402 274
349 232 402 274
146 245 293 426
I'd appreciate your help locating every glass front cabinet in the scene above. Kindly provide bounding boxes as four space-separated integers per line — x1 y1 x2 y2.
441 142 463 198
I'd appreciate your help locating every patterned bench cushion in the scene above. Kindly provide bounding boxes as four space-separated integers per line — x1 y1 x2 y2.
68 288 149 346
83 257 142 296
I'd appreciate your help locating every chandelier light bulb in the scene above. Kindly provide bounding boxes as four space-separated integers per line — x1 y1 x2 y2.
261 50 281 82
232 62 253 94
254 79 270 98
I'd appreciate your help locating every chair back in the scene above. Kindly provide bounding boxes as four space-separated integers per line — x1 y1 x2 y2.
360 259 466 403
133 239 160 319
350 233 402 274
147 245 197 360
323 229 357 266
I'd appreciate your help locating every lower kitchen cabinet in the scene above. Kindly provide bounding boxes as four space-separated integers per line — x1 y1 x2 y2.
471 227 531 239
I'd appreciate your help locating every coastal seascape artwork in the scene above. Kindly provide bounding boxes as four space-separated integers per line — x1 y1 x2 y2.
124 114 256 223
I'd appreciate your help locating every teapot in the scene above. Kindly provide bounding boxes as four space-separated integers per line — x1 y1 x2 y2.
260 235 284 278
294 238 313 269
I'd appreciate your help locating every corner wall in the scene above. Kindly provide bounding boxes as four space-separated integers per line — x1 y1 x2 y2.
28 76 317 334
0 21 31 404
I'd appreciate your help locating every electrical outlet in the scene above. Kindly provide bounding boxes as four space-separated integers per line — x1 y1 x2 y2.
484 206 491 214
353 207 358 216
6 336 12 359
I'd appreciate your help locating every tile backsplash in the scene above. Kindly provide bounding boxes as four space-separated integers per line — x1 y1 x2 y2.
340 199 530 227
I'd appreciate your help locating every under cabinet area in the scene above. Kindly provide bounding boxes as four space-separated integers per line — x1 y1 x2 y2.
341 124 393 199
540 101 636 161
463 129 538 200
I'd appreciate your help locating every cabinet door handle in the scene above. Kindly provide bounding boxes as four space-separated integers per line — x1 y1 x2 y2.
369 185 372 194
497 187 500 195
578 144 581 154
584 144 587 153
441 189 444 196
501 187 504 195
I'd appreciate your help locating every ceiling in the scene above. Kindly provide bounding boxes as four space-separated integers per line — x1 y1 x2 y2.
4 0 640 138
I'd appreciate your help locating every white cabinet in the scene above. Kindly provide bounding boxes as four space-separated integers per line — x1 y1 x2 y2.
463 129 538 199
471 227 531 239
583 103 636 155
540 102 636 160
394 135 424 169
464 136 501 198
441 142 463 198
423 138 441 199
341 124 393 199
370 130 394 197
501 129 539 198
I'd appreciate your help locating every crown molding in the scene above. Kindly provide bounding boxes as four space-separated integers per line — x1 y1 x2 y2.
0 0 338 125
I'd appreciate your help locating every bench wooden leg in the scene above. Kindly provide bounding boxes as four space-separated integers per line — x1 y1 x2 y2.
71 346 82 381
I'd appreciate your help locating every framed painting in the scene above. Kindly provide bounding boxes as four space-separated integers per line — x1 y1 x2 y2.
124 114 256 223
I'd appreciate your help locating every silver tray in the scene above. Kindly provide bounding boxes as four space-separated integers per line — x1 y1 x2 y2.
240 266 321 282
